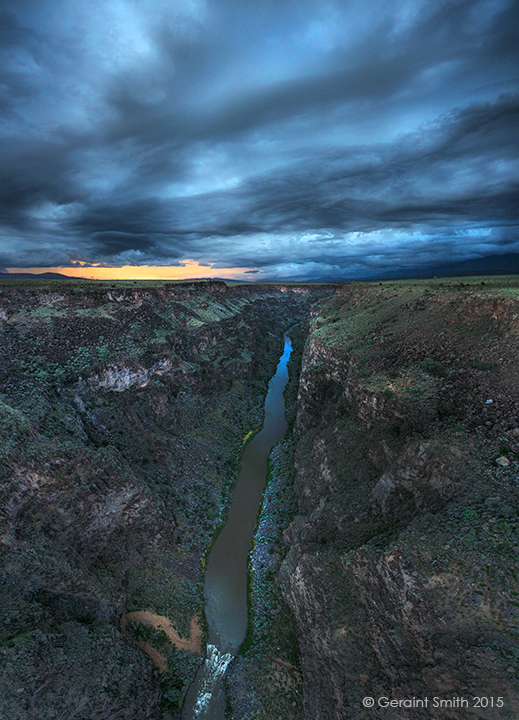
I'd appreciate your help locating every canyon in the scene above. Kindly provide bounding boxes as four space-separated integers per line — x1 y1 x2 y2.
1 276 519 719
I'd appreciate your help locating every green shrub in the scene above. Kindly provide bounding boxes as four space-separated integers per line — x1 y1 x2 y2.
425 408 438 421
8 633 32 648
472 360 495 371
438 399 454 416
453 424 467 432
499 439 510 455
98 345 112 363
463 529 477 546
420 358 446 377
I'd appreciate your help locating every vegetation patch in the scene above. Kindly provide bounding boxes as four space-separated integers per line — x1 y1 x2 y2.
420 357 446 377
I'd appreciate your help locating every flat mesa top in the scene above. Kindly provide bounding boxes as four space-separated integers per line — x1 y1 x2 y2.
1 274 519 293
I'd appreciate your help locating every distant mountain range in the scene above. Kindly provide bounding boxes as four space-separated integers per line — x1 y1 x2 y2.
0 272 81 280
1 253 518 283
277 252 519 283
374 252 519 280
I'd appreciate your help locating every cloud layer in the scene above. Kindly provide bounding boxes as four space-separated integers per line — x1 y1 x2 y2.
1 0 518 278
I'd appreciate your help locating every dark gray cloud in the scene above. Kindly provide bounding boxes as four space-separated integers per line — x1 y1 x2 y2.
0 0 518 278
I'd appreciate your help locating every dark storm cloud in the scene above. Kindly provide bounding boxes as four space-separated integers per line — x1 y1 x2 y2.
100 0 519 147
0 138 80 229
0 0 518 277
157 93 519 237
0 11 44 119
0 10 27 46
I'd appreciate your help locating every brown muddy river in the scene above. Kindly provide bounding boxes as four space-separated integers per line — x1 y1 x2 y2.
182 333 293 719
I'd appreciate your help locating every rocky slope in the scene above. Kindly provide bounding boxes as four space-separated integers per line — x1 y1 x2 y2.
0 279 326 719
280 276 519 720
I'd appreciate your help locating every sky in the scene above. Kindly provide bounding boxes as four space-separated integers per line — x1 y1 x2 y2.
0 0 518 281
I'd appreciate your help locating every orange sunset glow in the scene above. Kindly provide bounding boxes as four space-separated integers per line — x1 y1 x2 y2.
6 260 254 281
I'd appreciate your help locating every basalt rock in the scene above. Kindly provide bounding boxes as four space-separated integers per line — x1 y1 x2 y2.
280 280 519 720
0 280 329 719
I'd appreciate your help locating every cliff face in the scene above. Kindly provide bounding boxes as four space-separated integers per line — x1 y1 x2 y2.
0 280 325 719
281 278 519 720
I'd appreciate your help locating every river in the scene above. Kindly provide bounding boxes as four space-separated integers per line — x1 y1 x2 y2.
182 333 293 719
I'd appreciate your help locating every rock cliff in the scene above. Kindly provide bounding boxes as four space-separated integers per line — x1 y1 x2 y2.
280 278 519 719
0 279 326 719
